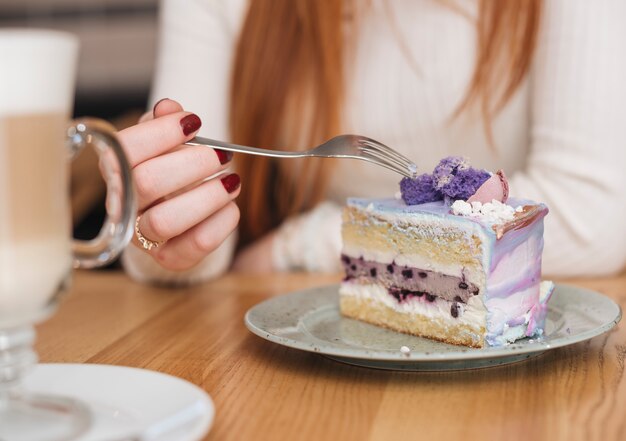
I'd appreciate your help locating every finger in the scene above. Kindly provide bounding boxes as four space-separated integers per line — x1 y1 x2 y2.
117 111 202 167
134 145 233 210
152 202 240 271
138 110 153 124
138 173 241 243
153 98 184 118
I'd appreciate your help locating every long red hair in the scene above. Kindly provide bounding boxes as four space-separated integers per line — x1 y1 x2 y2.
230 0 542 246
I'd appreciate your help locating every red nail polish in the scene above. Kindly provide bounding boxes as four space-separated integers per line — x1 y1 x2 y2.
180 114 202 136
152 98 169 116
215 149 233 165
221 173 241 193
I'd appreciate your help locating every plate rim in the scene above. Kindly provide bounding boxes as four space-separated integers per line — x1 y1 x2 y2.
25 363 215 441
244 283 622 362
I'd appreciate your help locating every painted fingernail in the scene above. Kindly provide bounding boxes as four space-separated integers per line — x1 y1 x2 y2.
221 173 241 193
215 149 233 165
180 113 202 136
152 98 169 117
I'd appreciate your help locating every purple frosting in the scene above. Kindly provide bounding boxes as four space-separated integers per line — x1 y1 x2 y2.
399 156 491 206
400 174 442 205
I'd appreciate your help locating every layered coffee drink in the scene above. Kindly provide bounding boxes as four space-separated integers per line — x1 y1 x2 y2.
0 113 72 327
0 30 138 439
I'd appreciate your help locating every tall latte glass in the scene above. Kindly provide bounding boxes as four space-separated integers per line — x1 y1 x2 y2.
0 30 136 439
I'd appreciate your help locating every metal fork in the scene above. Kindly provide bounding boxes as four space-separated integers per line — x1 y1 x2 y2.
185 134 417 178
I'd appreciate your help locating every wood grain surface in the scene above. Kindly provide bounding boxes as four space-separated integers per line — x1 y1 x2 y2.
36 270 626 441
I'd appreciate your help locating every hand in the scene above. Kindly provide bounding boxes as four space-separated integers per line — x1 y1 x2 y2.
232 232 276 274
116 98 241 271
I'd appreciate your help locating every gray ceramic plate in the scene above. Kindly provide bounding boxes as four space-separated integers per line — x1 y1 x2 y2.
245 284 621 371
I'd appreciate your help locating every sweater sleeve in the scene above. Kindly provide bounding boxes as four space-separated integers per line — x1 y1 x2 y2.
272 202 344 273
508 0 626 276
121 0 248 285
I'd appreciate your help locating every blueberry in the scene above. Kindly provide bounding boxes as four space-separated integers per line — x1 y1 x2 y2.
388 288 401 301
472 287 480 295
341 255 351 264
418 272 428 278
425 294 436 302
350 264 357 271
387 264 394 274
458 282 468 289
402 269 413 279
451 303 460 318
454 295 463 302
370 268 377 277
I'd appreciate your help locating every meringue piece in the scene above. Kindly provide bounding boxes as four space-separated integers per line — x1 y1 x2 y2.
467 170 509 204
451 199 516 223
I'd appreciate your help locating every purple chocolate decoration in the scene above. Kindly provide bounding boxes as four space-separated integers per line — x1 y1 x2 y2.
432 156 469 188
399 157 491 205
437 168 491 200
400 174 443 205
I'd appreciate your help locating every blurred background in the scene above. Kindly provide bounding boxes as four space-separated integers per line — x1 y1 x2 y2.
0 0 158 246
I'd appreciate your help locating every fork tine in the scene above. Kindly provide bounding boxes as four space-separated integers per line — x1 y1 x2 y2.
359 138 416 170
358 145 415 176
359 142 417 177
357 155 411 177
358 150 414 178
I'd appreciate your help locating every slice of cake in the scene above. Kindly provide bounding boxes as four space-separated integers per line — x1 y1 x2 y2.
339 157 554 348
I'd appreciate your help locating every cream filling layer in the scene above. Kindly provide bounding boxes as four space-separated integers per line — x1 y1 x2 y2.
339 281 487 334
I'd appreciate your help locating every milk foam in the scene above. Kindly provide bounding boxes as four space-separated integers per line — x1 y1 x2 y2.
0 29 77 117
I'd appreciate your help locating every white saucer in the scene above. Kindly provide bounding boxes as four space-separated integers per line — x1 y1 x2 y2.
22 364 214 441
245 284 621 371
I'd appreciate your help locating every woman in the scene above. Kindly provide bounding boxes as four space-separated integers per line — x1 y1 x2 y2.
118 0 626 285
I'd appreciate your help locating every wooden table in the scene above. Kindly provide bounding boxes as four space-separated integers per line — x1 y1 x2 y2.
37 270 626 441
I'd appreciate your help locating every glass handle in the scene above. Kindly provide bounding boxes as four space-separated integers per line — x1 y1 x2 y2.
66 118 137 269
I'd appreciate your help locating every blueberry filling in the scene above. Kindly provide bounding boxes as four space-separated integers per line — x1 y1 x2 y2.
341 255 480 303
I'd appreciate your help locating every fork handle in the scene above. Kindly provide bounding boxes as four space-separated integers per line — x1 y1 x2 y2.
185 136 308 158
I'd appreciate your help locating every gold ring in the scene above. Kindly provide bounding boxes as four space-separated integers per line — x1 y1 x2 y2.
135 215 162 250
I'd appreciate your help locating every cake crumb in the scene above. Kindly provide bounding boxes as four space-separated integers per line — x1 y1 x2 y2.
400 346 411 356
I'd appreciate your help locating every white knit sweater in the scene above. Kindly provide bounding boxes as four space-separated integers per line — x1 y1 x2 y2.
122 0 626 283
